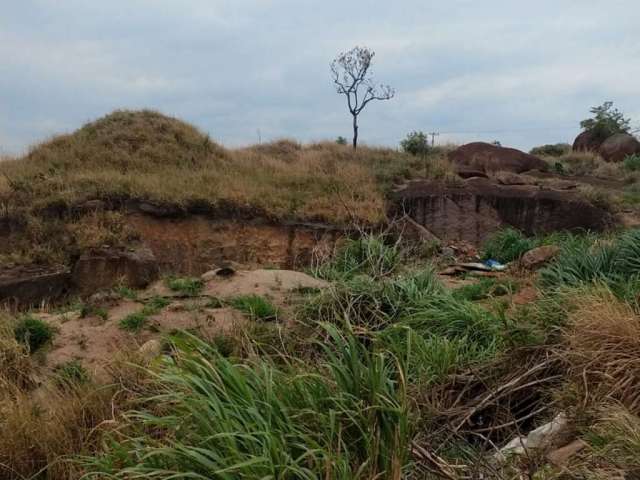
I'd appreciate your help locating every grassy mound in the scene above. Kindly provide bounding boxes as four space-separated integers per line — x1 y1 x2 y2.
0 110 440 264
0 110 416 226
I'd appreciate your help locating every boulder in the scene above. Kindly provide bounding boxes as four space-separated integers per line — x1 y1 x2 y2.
72 245 159 294
520 245 561 269
392 180 614 245
0 265 70 306
572 130 604 152
449 142 548 176
598 133 640 162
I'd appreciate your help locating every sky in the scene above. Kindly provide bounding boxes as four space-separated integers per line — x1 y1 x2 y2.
1 0 639 155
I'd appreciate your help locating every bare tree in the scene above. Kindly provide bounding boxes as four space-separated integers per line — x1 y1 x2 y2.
331 46 395 149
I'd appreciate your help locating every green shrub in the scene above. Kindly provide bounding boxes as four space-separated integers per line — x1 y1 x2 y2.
580 101 631 141
119 312 148 332
313 234 401 281
143 296 170 314
14 316 55 353
231 294 279 321
400 130 430 156
114 285 138 300
481 228 535 263
529 143 571 157
166 277 204 296
624 154 640 172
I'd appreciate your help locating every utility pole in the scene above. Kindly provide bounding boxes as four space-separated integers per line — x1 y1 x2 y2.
428 131 439 147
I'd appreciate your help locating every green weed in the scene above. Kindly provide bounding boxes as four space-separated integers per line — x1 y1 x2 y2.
231 295 279 321
14 316 55 353
166 277 204 297
481 228 535 263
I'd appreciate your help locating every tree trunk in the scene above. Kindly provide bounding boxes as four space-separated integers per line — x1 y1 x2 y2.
352 114 358 149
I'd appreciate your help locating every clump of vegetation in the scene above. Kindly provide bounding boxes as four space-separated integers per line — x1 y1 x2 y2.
624 153 640 172
114 285 138 300
119 311 148 332
530 143 571 157
481 227 535 263
400 130 430 156
452 278 516 301
81 328 409 479
231 294 279 321
166 277 204 297
541 229 640 290
554 151 606 176
79 304 108 321
14 316 55 353
580 101 631 142
55 360 90 386
119 296 171 331
313 233 401 281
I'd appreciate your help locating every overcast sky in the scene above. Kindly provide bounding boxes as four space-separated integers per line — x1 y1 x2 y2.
2 0 639 154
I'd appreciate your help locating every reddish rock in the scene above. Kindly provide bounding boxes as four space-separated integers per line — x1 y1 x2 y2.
0 265 70 306
392 180 613 245
598 133 640 162
449 142 548 176
72 245 159 294
572 130 604 152
520 245 561 269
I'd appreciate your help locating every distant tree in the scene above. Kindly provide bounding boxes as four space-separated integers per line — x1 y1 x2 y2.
492 140 501 147
580 101 631 141
331 46 395 149
400 131 429 156
336 136 348 145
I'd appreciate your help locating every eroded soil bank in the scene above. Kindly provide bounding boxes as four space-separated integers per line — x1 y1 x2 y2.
126 214 342 274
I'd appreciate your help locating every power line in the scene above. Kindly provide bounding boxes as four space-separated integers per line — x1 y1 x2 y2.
427 131 439 147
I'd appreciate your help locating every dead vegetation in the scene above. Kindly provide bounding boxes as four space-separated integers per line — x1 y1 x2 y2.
0 110 432 227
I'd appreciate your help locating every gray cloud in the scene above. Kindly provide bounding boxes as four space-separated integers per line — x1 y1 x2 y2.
2 0 639 154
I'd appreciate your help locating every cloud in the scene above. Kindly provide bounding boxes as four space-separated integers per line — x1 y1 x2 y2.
1 0 639 153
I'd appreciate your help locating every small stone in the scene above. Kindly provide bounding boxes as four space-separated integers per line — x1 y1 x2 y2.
521 245 560 269
547 439 587 467
138 339 162 360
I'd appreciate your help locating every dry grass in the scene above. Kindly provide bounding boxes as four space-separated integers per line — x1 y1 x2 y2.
0 315 156 480
0 110 448 264
563 288 640 412
0 110 432 228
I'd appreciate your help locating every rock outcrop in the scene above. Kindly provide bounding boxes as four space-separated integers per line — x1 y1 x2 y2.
0 265 70 305
449 142 548 176
72 245 159 294
392 179 613 244
598 133 640 162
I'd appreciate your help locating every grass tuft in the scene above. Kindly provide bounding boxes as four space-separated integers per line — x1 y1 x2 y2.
14 316 55 353
166 277 204 297
231 294 279 321
481 228 535 263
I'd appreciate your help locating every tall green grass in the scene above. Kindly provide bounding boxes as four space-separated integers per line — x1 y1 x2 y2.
481 228 536 263
313 234 401 281
541 229 640 289
80 326 410 479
